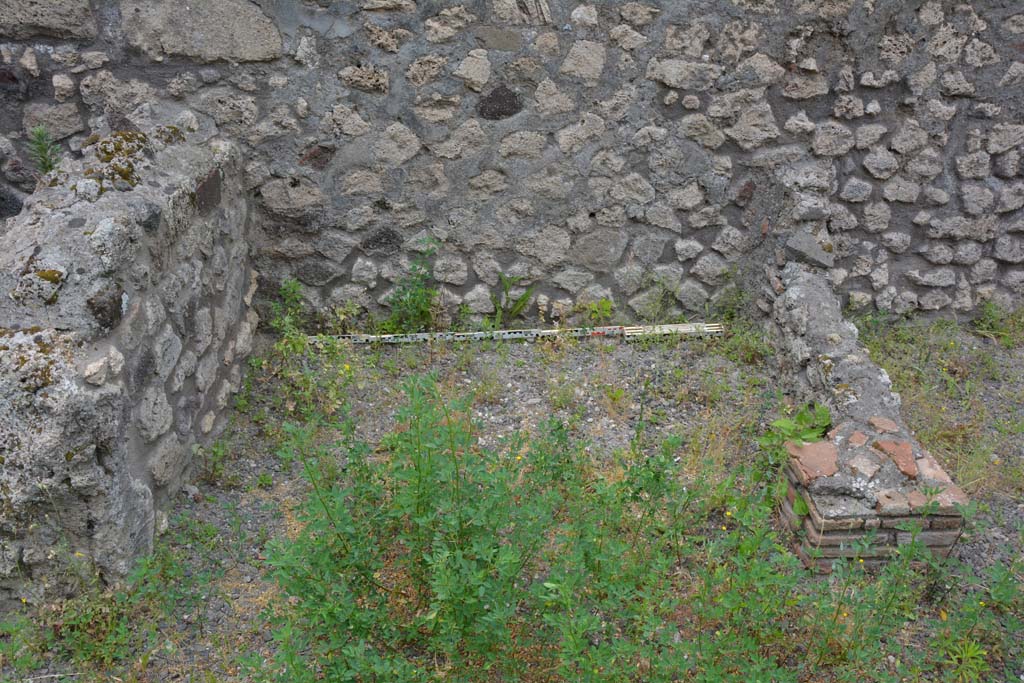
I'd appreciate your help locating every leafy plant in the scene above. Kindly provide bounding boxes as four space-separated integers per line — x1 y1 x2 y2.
236 331 1022 683
27 125 61 175
381 248 439 334
585 297 614 326
944 638 990 682
757 403 832 469
488 272 535 328
270 278 305 336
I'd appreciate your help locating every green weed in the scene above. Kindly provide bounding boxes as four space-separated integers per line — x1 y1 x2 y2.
28 126 61 175
381 248 439 334
972 301 1024 349
250 366 1022 683
488 273 535 329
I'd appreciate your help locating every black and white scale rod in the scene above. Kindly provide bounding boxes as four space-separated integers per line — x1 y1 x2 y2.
325 322 725 345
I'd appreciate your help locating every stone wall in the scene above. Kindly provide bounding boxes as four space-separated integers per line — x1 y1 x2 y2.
0 118 256 607
1 0 1022 323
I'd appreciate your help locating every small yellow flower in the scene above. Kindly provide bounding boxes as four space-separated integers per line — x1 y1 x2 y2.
858 558 864 564
979 601 986 607
725 510 732 517
344 364 351 372
721 525 727 531
21 597 27 604
515 455 523 461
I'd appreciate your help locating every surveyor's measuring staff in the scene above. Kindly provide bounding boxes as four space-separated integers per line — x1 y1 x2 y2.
327 322 724 345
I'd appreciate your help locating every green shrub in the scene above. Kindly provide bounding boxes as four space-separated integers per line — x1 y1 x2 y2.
27 126 61 175
381 249 439 334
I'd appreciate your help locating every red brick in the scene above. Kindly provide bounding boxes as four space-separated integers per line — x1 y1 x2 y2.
803 518 893 546
778 498 802 533
869 416 900 433
804 497 865 532
876 489 910 516
916 452 952 484
934 484 969 515
874 439 918 478
793 542 834 573
786 440 839 484
848 430 869 448
930 516 964 530
896 529 962 547
815 544 896 559
880 516 923 529
907 489 929 512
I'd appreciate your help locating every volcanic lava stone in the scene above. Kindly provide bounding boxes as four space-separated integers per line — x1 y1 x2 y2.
477 86 522 120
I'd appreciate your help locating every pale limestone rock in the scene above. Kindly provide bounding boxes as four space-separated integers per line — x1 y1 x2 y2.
321 103 371 137
724 102 779 150
960 184 994 216
499 131 547 158
534 78 575 115
339 64 389 93
433 120 488 159
425 6 477 43
52 73 76 102
373 123 421 166
570 5 599 27
406 54 447 86
559 40 607 83
645 58 723 90
22 102 84 140
856 124 888 149
453 49 491 92
18 48 39 77
812 120 855 157
679 114 725 149
955 151 990 179
610 24 648 51
784 111 816 134
339 169 385 196
556 113 605 153
783 73 829 99
987 124 1024 155
121 0 282 62
0 0 97 39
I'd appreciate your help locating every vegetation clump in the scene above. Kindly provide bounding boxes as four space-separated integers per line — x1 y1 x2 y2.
27 126 61 176
380 247 439 334
251 368 1020 682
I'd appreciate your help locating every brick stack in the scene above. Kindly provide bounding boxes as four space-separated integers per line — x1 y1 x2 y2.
778 415 968 571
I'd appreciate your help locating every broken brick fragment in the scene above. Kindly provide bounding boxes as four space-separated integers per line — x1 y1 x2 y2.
873 439 918 478
934 485 969 515
848 430 869 447
786 440 839 485
916 452 952 484
869 415 900 433
907 489 929 512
